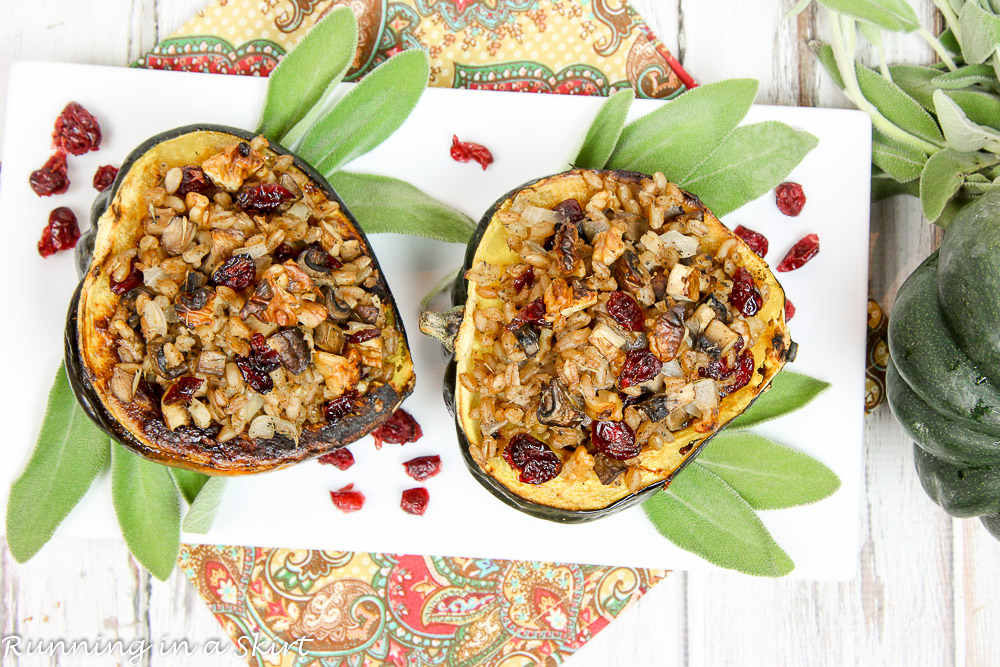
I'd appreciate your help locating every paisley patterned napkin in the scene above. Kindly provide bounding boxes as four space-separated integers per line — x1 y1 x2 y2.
137 1 685 664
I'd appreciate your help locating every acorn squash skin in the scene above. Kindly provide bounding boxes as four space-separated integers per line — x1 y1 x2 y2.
437 169 792 523
66 124 415 475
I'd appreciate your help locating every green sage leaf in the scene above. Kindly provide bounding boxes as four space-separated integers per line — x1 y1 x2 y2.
816 0 920 32
813 42 846 91
727 370 831 430
181 477 228 534
643 465 794 577
960 2 1000 64
299 49 430 174
680 121 819 217
934 89 1000 152
855 60 944 145
872 172 920 200
256 7 358 142
574 88 634 169
5 364 110 563
920 148 998 223
607 79 758 182
872 130 928 182
785 0 814 18
170 468 210 505
889 64 944 111
697 433 841 510
932 63 998 90
328 171 475 243
110 443 181 581
947 90 1000 131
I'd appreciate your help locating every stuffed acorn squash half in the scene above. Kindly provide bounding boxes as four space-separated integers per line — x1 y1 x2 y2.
421 169 793 522
67 125 415 474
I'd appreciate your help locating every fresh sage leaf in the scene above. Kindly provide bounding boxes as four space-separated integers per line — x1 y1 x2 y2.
328 171 475 243
574 88 634 169
934 89 1000 152
785 0 814 18
963 178 1000 195
947 90 1000 131
257 7 359 143
697 433 841 510
813 42 846 90
299 49 430 174
932 63 999 90
5 364 110 563
872 172 920 200
855 60 944 145
170 468 210 505
110 442 181 581
681 121 819 217
181 477 228 534
816 0 920 32
872 130 928 182
890 64 946 111
643 465 794 577
727 370 831 430
920 148 998 223
960 2 1000 64
607 79 758 182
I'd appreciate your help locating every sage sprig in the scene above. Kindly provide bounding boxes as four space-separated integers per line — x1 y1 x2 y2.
574 88 634 169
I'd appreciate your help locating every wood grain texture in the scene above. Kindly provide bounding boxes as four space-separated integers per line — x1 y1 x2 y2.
2 1 998 666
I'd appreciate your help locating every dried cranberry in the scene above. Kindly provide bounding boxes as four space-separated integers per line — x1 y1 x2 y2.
37 207 80 258
729 267 762 317
250 333 281 372
450 135 494 170
318 448 355 470
506 298 548 332
618 349 662 388
403 455 442 481
371 409 423 449
236 355 274 394
503 433 562 484
92 165 118 192
325 390 360 422
346 328 381 344
176 166 211 196
401 487 430 515
722 350 755 395
776 234 819 272
272 243 296 264
29 151 69 196
52 102 101 155
607 291 645 332
211 254 257 290
775 182 806 216
553 198 584 223
236 184 293 214
785 298 796 321
734 225 768 257
512 268 535 292
699 358 736 381
330 484 365 513
591 421 639 461
109 258 143 295
162 376 204 405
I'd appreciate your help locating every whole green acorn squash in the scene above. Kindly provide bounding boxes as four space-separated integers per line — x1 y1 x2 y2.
887 191 1000 535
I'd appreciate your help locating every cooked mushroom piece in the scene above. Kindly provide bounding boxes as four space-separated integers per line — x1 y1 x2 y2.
511 322 541 358
665 262 699 301
537 379 586 427
354 304 380 325
322 286 352 321
239 281 271 320
649 305 686 361
686 301 716 336
703 319 740 354
313 321 346 354
297 245 333 277
593 452 628 485
279 173 303 202
148 340 187 379
267 328 311 375
581 216 611 243
612 211 648 242
196 350 227 376
613 250 654 305
589 322 627 361
552 221 585 276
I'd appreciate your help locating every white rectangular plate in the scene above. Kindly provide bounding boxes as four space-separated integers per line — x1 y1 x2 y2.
0 62 871 579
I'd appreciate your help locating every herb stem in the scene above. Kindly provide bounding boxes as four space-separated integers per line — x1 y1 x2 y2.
421 267 461 310
917 27 958 71
931 0 962 42
784 0 813 19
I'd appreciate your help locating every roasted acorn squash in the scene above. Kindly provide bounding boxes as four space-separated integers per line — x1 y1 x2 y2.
66 125 415 475
422 169 792 522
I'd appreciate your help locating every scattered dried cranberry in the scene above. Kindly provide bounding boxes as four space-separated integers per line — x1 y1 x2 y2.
250 333 281 372
591 420 639 461
346 328 381 344
272 243 296 264
236 184 293 214
699 358 736 381
162 376 204 405
553 198 584 223
722 350 755 395
37 207 80 258
318 448 355 470
729 267 762 317
785 298 796 321
607 291 645 332
403 455 442 481
236 355 274 394
503 433 562 484
506 298 548 332
52 102 101 155
512 267 535 292
734 225 768 257
330 484 365 513
176 166 211 196
211 253 257 290
371 409 423 449
776 234 819 272
29 151 69 196
401 487 430 515
109 258 143 295
450 135 494 170
618 349 662 389
92 165 118 192
775 182 806 216
325 390 360 423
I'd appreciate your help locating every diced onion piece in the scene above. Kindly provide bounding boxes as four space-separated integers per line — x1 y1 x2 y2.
520 204 560 226
162 403 190 431
235 243 268 260
690 379 718 419
142 266 169 290
248 415 298 442
239 394 265 422
661 359 683 377
189 399 212 429
659 230 700 258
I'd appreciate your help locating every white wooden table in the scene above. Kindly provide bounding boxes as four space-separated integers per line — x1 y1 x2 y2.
3 1 998 665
